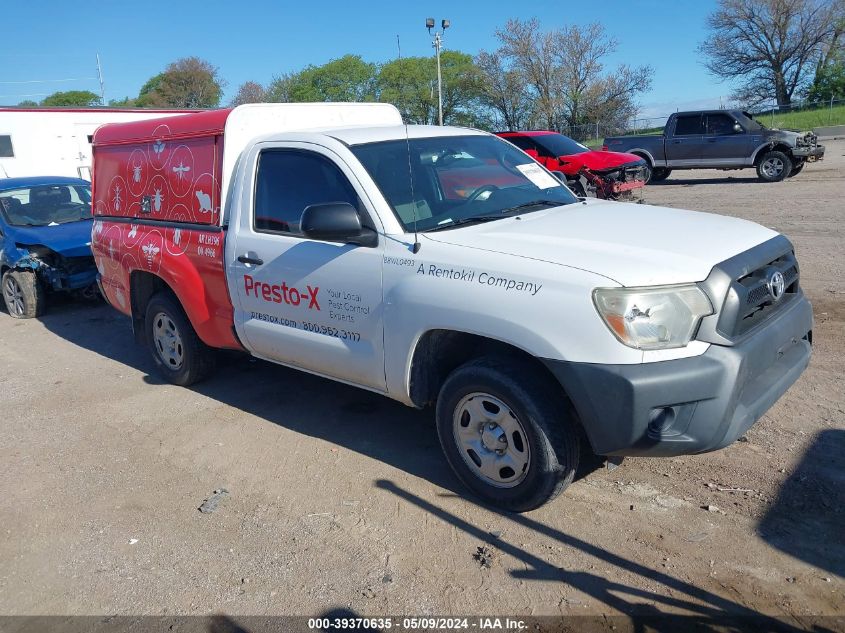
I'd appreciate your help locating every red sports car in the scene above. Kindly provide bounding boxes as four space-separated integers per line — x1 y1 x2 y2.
495 131 647 200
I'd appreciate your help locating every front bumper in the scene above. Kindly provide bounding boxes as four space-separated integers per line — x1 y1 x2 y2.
544 294 813 456
793 145 825 161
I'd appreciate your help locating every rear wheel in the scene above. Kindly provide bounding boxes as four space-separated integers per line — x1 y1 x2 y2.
650 167 672 182
2 270 45 319
435 358 580 512
145 291 215 386
756 150 792 182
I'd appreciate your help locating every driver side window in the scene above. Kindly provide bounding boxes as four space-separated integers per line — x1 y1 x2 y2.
254 150 361 235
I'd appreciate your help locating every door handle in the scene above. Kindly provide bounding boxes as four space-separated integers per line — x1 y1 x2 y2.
707 138 719 142
237 255 264 266
671 140 682 144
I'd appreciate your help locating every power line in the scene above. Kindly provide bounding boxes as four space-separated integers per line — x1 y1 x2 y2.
0 77 99 85
0 93 49 99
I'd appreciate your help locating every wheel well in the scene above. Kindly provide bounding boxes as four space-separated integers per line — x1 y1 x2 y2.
755 144 793 165
408 329 563 408
129 271 173 344
630 151 652 167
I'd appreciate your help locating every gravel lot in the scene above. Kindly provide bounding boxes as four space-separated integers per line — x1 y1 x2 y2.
1 142 843 626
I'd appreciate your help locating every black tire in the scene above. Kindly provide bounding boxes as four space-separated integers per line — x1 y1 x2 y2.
756 150 792 182
2 270 45 319
650 168 672 182
144 291 215 386
638 159 653 184
788 161 805 177
435 357 580 512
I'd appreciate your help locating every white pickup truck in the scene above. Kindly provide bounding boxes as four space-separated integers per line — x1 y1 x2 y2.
91 104 813 511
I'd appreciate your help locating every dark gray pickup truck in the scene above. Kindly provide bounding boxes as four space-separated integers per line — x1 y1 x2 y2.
603 110 825 183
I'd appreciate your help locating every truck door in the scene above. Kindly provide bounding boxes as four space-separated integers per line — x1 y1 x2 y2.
227 143 386 391
699 113 750 167
665 114 705 167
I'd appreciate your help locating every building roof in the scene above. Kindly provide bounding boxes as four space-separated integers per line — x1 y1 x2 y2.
0 175 91 190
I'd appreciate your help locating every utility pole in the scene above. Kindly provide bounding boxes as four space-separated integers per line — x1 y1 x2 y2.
96 53 105 105
426 18 450 126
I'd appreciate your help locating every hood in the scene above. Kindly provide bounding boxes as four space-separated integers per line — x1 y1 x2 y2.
560 150 644 172
9 219 94 258
423 200 777 287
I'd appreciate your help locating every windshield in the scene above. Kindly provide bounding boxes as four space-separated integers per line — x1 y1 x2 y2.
0 183 92 227
351 135 577 232
532 133 590 157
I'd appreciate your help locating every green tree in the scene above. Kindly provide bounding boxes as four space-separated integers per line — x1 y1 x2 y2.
40 90 102 107
139 58 225 108
17 100 38 107
807 59 845 101
378 51 483 125
267 55 377 103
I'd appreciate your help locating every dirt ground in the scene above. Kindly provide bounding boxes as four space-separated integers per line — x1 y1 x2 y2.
1 142 843 627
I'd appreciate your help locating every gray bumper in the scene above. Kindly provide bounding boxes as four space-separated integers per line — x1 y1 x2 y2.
793 144 825 160
544 295 813 457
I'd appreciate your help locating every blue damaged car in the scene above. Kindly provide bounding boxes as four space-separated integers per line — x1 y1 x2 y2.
1 176 98 318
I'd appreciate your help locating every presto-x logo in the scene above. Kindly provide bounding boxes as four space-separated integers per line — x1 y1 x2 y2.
243 275 320 310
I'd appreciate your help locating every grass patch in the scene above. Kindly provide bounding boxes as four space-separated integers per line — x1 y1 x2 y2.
753 104 845 130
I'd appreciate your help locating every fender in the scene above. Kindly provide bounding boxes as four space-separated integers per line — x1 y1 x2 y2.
628 148 661 167
92 218 242 351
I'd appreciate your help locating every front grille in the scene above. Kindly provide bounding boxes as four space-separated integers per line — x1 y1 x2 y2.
719 250 800 338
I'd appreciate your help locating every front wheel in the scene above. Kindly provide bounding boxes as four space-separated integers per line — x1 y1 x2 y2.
435 358 580 512
2 270 45 319
756 150 792 182
145 291 215 386
788 161 805 177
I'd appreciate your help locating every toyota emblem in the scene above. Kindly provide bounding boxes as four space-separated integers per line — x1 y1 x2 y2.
768 271 786 301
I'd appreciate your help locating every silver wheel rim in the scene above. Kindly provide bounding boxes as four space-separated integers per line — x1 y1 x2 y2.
152 311 184 370
761 157 784 179
452 392 531 488
3 276 25 316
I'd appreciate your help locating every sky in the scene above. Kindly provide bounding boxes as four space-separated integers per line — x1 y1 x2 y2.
1 0 739 121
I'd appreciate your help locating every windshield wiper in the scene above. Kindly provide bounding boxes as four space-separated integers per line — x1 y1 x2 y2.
500 199 566 214
425 215 511 232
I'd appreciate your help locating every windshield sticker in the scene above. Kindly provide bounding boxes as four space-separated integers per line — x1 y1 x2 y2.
515 163 561 189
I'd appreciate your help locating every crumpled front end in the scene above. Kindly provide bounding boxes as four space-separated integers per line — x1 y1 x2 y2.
578 160 647 201
792 131 825 161
11 244 98 294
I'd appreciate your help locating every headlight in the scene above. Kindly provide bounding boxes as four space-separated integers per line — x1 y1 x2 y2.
593 285 713 350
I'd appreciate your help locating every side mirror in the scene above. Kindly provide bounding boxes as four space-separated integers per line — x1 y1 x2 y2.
733 123 743 133
301 202 377 247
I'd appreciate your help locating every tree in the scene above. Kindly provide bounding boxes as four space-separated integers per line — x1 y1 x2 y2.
378 51 483 125
807 58 845 100
267 55 378 103
481 19 652 136
230 81 266 106
17 100 38 107
475 51 533 130
700 0 843 106
40 90 102 107
139 58 225 108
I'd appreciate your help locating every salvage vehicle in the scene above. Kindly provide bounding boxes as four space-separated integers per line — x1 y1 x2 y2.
1 176 97 318
603 109 825 183
496 130 646 199
91 104 813 511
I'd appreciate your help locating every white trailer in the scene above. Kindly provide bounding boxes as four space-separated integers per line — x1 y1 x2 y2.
0 108 195 180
